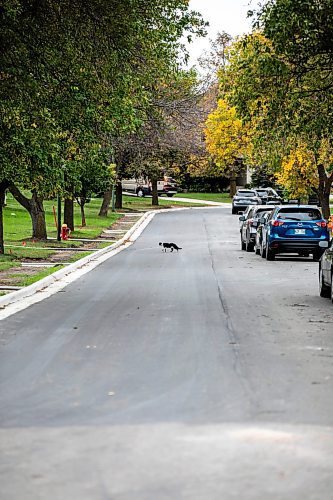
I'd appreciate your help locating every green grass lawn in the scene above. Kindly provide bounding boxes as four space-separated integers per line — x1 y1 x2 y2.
4 194 122 243
1 193 122 267
174 192 232 202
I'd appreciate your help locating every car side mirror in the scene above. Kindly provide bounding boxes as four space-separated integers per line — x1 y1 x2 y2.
239 215 246 221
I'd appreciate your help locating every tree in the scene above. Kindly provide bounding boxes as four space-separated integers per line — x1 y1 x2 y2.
0 0 206 246
108 68 207 208
256 0 333 90
75 158 115 226
205 99 252 196
275 143 319 200
219 29 333 217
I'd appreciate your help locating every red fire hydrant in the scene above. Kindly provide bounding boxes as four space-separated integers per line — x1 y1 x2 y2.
61 223 71 240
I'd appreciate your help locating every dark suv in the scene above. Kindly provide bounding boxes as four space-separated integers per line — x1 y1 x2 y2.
260 205 330 261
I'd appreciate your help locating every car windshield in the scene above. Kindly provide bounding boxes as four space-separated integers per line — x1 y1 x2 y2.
237 191 256 197
276 208 322 221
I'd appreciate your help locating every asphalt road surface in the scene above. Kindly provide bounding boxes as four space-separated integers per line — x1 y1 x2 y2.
1 206 333 500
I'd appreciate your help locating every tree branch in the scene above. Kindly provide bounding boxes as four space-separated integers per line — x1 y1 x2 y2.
9 184 31 212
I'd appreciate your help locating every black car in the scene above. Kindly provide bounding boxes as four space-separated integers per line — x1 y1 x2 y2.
319 239 333 302
232 189 261 214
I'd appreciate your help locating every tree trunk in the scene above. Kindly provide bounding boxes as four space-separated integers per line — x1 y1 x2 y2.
229 175 237 197
0 181 9 254
151 179 159 206
64 198 74 231
30 190 47 239
317 164 333 219
10 184 47 240
80 198 86 227
115 181 122 209
99 190 112 217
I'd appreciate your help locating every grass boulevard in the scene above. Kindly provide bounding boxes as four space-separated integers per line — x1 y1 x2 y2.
0 192 230 294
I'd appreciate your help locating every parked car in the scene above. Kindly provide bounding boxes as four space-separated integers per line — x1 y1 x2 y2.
232 189 261 214
254 211 271 255
239 205 273 252
122 177 177 197
254 187 283 205
122 178 151 197
319 239 333 302
160 177 178 197
259 205 330 261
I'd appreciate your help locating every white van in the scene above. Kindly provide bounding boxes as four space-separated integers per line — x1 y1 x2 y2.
122 177 177 197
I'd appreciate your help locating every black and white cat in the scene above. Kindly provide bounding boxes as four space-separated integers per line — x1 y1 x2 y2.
159 242 182 252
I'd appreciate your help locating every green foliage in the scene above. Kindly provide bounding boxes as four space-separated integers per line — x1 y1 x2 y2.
0 0 206 247
217 1 333 215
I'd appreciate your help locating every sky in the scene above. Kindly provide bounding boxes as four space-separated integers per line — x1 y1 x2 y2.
186 0 259 66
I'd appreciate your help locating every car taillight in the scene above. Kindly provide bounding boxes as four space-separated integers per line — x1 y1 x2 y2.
316 221 327 227
249 218 254 225
272 220 284 227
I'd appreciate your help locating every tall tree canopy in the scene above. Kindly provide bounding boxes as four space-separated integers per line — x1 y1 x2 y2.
0 0 206 250
206 1 333 216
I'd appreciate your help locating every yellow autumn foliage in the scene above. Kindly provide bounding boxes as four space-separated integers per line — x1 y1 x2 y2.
205 99 252 171
318 138 333 168
276 144 318 198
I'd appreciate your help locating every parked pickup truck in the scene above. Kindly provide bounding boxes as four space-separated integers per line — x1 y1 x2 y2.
122 177 178 197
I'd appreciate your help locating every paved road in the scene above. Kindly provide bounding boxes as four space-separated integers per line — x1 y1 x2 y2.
1 206 333 499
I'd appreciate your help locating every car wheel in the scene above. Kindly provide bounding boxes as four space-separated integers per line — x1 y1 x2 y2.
137 188 144 197
260 242 266 258
246 238 254 252
232 207 237 214
313 250 322 261
241 237 246 250
319 267 331 298
266 245 275 261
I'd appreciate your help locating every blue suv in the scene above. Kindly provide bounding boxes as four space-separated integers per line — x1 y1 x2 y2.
260 205 330 261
